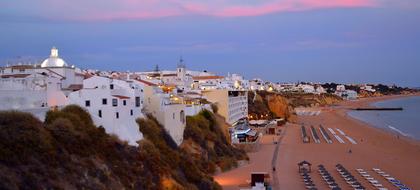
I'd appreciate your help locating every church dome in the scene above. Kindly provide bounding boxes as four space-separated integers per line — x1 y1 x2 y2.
41 47 68 68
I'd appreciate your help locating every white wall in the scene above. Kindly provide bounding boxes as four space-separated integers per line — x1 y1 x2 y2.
143 86 186 145
68 88 143 146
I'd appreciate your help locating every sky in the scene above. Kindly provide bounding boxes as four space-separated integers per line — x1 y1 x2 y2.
1 0 420 87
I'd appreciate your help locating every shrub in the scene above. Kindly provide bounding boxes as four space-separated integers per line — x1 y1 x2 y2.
0 111 55 165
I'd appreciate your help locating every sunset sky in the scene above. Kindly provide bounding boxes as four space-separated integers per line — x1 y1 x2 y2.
1 0 419 86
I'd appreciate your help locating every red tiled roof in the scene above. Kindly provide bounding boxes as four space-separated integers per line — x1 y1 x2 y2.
10 65 34 69
1 74 31 78
162 74 177 77
135 79 157 86
112 95 130 99
192 76 224 80
67 84 83 90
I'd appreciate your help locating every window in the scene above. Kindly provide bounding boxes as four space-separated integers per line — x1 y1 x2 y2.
102 98 107 105
85 100 90 107
110 84 114 89
130 109 133 116
173 113 175 119
123 100 127 106
112 99 118 107
135 97 141 107
116 112 119 119
98 110 102 118
180 110 185 124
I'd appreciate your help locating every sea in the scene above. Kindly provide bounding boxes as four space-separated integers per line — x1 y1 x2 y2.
348 96 420 141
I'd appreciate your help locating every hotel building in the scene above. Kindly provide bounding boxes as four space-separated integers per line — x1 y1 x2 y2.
202 89 248 125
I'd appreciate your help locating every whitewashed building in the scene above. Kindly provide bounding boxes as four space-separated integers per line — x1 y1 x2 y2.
0 47 83 115
68 76 144 146
143 85 186 145
249 78 265 91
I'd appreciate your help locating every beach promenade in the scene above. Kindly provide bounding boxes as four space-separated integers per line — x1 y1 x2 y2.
215 96 420 189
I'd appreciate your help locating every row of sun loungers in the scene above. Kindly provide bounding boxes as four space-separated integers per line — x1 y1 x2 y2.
301 125 310 143
328 128 345 144
372 168 411 190
335 164 365 190
319 125 332 144
318 165 341 190
296 111 321 116
356 168 386 189
336 128 357 144
300 168 317 190
302 126 357 145
310 126 321 144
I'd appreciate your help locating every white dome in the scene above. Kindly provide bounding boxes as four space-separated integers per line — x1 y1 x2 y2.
41 47 68 68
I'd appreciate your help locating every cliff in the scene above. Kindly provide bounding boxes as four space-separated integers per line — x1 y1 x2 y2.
0 105 246 190
281 93 342 107
137 110 248 190
249 91 342 122
0 105 160 189
248 91 295 121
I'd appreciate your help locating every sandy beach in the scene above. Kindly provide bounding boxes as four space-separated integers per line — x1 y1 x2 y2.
215 95 420 189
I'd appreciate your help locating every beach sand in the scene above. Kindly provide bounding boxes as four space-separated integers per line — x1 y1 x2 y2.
215 95 420 189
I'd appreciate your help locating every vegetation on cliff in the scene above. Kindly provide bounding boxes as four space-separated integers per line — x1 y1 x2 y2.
137 110 248 190
322 83 417 97
0 105 246 190
0 105 158 189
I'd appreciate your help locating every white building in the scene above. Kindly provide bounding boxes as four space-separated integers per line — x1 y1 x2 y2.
336 85 346 92
361 85 376 92
143 85 186 145
336 90 358 100
0 47 83 112
249 78 265 91
298 84 315 93
68 76 144 146
315 85 326 94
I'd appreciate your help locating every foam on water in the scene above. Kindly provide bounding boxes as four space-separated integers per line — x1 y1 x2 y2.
387 125 410 137
348 96 420 140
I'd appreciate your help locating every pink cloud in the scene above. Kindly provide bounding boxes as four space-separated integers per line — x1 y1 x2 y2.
35 0 377 21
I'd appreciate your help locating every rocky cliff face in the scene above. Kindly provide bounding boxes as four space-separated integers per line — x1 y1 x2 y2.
266 94 292 120
249 91 342 122
281 93 342 107
248 91 295 121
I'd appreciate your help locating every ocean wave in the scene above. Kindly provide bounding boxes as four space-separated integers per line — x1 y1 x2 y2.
387 125 410 137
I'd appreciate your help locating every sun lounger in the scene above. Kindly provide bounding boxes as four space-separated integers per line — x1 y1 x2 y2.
399 187 411 190
372 183 383 187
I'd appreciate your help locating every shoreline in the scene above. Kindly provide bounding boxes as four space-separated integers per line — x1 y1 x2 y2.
341 93 420 145
215 93 420 190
